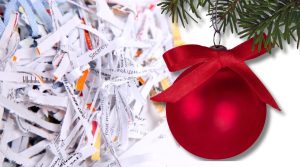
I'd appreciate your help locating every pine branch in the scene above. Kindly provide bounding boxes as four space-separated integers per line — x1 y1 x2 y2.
159 0 300 50
158 0 209 27
208 0 245 33
238 0 300 50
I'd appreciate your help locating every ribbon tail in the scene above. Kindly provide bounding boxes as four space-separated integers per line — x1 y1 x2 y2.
229 62 280 111
151 61 221 103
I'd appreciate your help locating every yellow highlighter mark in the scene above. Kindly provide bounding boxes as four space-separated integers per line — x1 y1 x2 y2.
91 130 101 161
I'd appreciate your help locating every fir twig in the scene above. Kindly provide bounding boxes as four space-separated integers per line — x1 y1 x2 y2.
159 0 300 50
238 0 300 50
208 0 245 33
158 0 208 27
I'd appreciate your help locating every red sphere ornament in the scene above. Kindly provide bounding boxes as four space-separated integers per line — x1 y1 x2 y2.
152 37 280 159
167 67 266 159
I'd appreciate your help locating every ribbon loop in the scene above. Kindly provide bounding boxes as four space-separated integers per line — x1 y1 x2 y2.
230 34 268 61
163 45 217 72
151 61 221 102
151 36 280 111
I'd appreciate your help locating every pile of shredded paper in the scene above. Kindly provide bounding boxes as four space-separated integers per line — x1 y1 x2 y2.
0 0 180 166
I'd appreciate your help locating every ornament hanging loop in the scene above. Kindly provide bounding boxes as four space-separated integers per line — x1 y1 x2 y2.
211 30 226 50
211 0 224 49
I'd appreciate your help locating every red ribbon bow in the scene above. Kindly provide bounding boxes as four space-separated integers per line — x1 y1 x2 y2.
151 37 280 111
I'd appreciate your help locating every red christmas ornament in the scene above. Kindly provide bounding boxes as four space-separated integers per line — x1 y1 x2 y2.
151 37 280 159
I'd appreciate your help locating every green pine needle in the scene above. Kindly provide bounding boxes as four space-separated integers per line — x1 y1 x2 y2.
159 0 300 51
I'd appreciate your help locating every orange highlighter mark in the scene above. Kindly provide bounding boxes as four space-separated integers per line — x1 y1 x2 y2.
35 48 41 55
137 77 145 85
135 48 142 58
12 56 17 62
81 18 93 50
86 103 96 112
76 70 89 91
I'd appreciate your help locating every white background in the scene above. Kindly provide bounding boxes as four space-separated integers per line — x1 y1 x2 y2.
154 14 300 167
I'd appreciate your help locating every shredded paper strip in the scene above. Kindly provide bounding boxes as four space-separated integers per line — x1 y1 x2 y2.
0 0 178 166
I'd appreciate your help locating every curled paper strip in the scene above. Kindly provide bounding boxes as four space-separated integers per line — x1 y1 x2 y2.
0 0 174 166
